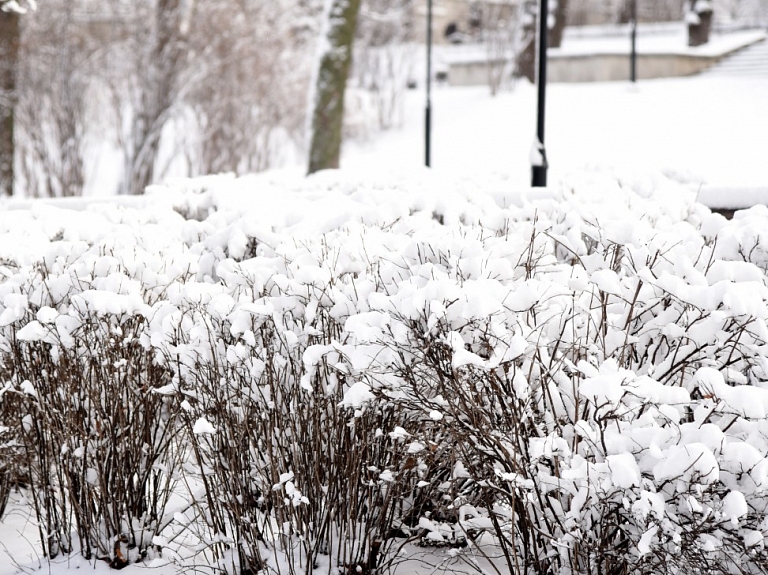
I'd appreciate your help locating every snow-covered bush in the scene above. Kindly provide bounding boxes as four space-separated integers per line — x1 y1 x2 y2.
1 170 768 574
149 274 424 574
313 177 768 575
0 207 195 564
0 367 23 520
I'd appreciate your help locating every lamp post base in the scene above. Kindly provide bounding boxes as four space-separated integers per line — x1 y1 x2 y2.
532 165 547 187
425 105 431 167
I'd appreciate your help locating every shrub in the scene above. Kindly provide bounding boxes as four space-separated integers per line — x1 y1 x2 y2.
1 172 768 575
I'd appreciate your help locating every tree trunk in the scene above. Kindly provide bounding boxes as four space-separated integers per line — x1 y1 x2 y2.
618 0 633 24
517 0 569 82
307 0 363 175
549 0 569 49
0 9 20 196
127 0 187 195
688 7 713 47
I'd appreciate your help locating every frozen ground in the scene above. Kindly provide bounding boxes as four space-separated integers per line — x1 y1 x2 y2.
344 74 768 194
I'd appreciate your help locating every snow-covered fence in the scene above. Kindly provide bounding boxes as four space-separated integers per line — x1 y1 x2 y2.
2 171 768 573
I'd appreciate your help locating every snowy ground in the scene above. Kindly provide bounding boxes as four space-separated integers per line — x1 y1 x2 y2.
344 74 768 195
42 50 768 201
552 26 766 57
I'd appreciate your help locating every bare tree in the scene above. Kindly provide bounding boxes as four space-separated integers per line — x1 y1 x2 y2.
307 0 364 174
104 0 191 195
481 0 523 96
5 0 394 196
517 0 570 83
352 0 415 130
15 1 96 197
129 0 189 194
112 0 319 189
725 0 768 26
0 1 22 196
643 0 686 22
550 0 569 48
186 0 315 176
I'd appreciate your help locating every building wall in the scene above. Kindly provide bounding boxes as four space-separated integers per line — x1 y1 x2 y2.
546 52 719 82
445 51 736 85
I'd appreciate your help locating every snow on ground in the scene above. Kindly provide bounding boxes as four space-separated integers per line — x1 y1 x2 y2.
344 74 768 195
553 26 766 57
32 38 768 201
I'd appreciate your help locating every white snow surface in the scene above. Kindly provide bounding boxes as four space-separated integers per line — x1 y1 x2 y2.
342 74 768 194
551 27 766 57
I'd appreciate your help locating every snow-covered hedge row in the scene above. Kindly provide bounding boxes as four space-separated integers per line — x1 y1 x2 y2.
2 171 768 574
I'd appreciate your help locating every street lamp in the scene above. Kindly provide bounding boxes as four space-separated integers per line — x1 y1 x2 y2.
425 0 433 167
630 0 637 82
531 0 549 187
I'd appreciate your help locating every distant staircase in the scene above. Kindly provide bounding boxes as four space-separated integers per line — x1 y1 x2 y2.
704 38 768 77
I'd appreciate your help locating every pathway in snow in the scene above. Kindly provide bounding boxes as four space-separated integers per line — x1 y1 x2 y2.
343 73 768 194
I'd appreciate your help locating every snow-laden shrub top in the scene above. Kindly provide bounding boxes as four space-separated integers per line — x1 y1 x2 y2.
1 169 768 574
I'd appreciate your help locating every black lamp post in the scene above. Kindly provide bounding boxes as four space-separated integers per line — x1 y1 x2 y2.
425 0 433 167
531 0 549 187
630 0 637 82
